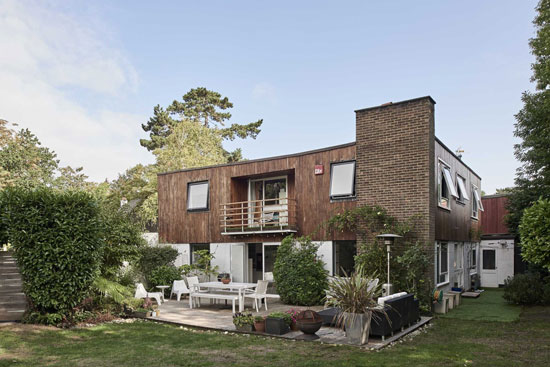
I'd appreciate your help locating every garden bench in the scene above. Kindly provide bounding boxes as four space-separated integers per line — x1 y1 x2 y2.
190 293 239 313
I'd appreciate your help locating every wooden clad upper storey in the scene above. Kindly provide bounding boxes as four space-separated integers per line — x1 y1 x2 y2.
480 194 510 236
158 143 357 244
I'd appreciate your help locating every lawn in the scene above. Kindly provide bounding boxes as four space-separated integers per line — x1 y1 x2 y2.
1 290 549 367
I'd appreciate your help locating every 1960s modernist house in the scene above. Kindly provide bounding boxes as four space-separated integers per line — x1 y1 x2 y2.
158 96 483 293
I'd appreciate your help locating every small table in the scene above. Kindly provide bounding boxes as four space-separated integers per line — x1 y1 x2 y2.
194 282 257 312
156 285 170 301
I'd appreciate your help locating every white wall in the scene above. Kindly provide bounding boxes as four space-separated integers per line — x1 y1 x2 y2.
161 243 190 267
210 243 231 274
315 241 333 276
480 239 514 287
141 232 159 247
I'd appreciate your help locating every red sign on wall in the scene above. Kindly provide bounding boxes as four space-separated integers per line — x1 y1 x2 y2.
314 165 324 175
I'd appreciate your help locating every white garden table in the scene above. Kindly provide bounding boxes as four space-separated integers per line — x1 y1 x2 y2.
192 282 257 312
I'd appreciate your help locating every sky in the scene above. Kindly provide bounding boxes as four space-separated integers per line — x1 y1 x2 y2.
0 0 538 194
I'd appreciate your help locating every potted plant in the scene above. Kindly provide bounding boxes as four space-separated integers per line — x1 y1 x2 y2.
253 315 266 332
265 312 292 335
133 297 154 318
221 273 231 284
233 312 254 332
286 308 300 331
326 264 386 345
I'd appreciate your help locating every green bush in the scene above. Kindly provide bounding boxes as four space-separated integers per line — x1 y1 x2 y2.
137 246 179 285
519 198 550 271
99 202 146 279
0 187 103 320
273 235 328 306
503 272 548 305
149 265 181 289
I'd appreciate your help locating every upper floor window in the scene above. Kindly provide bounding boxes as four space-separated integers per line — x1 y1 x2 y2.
456 174 469 203
438 160 458 209
330 161 356 200
187 181 209 211
471 184 483 219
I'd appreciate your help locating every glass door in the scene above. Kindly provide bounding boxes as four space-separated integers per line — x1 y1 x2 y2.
248 177 287 228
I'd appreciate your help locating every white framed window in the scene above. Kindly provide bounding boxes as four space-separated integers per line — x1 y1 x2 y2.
187 181 209 211
438 160 458 209
471 184 483 219
436 242 449 285
456 174 469 202
330 160 356 199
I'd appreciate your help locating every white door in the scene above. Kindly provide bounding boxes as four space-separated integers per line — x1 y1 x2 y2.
480 248 498 287
230 243 247 282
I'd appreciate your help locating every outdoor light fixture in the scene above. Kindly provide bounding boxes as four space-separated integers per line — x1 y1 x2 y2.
376 233 402 296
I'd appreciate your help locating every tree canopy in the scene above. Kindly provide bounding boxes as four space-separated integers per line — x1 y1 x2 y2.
519 198 550 271
508 0 550 235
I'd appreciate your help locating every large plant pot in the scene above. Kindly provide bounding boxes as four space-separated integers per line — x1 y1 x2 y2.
265 317 290 335
235 324 253 332
344 312 372 345
254 320 265 333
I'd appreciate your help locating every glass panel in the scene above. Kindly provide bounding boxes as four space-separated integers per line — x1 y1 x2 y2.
440 244 448 273
483 249 496 270
188 182 208 210
334 241 357 276
190 244 210 265
330 161 355 197
455 244 463 269
264 178 286 205
443 167 458 198
472 248 477 268
264 245 278 274
457 176 469 200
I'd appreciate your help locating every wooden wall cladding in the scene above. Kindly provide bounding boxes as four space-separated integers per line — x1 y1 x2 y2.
434 141 482 242
480 195 510 235
158 144 357 244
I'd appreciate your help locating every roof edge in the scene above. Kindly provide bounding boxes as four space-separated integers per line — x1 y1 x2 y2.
354 96 436 113
158 141 356 176
435 136 482 180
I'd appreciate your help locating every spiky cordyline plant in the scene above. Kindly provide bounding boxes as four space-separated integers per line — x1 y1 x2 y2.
325 264 387 344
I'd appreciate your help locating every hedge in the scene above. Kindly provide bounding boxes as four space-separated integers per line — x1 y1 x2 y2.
0 187 103 317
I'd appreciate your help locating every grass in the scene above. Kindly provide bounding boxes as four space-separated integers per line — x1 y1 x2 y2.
1 290 549 366
439 288 522 322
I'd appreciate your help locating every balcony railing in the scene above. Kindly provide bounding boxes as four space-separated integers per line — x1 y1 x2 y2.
220 198 297 235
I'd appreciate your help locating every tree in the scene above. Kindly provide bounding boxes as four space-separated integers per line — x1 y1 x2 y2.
519 198 550 271
53 166 93 191
508 0 550 234
0 126 59 189
140 87 262 153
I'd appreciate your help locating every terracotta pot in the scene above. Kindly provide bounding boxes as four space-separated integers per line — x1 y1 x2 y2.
222 278 231 284
254 320 265 332
290 321 299 331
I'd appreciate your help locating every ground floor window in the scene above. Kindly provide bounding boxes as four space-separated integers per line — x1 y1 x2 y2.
190 243 210 265
333 240 356 276
436 242 449 285
482 249 496 270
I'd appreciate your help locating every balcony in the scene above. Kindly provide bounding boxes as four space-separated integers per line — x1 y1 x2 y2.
220 198 297 235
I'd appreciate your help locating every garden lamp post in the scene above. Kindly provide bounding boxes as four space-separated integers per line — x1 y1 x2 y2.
376 233 402 296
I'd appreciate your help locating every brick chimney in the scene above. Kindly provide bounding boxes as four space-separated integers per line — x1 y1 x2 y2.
355 96 436 246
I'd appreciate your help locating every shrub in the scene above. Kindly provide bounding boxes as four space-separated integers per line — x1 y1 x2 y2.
0 187 103 321
519 198 550 271
232 312 254 327
149 265 181 289
503 272 547 305
137 245 178 285
99 202 146 279
273 235 328 306
267 312 292 326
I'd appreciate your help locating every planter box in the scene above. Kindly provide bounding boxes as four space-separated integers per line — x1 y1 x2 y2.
133 311 151 318
344 312 371 345
235 324 253 332
265 317 290 335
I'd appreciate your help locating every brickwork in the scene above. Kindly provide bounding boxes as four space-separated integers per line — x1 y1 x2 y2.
355 97 436 267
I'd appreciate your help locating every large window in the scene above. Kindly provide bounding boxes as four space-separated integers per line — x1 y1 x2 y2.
187 181 209 211
438 160 458 209
471 184 484 219
333 241 357 276
437 242 449 285
190 243 210 265
456 174 469 203
251 177 287 205
330 161 356 199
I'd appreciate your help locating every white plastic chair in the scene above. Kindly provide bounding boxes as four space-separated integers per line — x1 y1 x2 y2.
134 283 163 306
170 280 190 301
244 280 269 312
186 276 209 307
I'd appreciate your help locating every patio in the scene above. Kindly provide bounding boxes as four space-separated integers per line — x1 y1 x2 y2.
149 298 431 349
